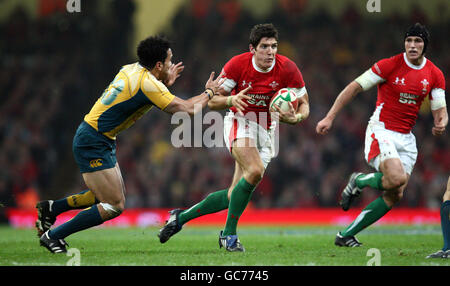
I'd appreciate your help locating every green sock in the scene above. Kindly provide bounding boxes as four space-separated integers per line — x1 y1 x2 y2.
222 178 255 236
341 196 391 237
356 172 384 190
178 189 229 225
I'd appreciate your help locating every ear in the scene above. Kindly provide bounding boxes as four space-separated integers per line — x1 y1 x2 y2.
249 44 256 54
155 61 163 71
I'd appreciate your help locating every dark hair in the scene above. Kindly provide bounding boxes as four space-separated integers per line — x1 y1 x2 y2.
249 23 278 48
404 23 430 54
137 35 171 69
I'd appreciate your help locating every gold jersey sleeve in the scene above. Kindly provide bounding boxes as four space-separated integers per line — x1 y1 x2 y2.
141 72 175 110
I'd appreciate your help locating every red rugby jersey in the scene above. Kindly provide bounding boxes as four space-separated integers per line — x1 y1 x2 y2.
220 52 305 128
370 53 445 133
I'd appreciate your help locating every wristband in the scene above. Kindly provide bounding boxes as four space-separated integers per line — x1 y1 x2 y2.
226 96 233 107
295 113 303 123
205 88 214 99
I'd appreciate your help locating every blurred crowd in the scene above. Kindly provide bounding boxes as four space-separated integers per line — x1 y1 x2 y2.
0 0 449 221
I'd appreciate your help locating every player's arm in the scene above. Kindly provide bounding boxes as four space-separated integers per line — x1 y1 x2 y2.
316 69 383 135
296 92 310 122
164 72 224 116
432 106 448 136
430 88 448 136
430 70 448 136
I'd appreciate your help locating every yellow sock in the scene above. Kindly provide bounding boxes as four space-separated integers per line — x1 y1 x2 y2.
67 190 97 208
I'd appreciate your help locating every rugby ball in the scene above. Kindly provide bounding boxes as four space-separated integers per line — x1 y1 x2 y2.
269 88 299 112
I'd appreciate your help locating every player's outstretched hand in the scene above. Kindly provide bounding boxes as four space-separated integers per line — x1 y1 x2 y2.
165 62 184 87
205 71 226 96
231 85 252 116
316 117 333 135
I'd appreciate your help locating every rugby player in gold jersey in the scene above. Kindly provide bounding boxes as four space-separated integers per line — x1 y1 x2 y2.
36 36 224 253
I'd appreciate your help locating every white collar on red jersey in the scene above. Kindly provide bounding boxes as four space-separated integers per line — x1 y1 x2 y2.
403 52 427 70
252 55 276 73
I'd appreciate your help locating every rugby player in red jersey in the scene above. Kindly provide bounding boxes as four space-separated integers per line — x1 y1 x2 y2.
316 23 448 247
158 23 310 251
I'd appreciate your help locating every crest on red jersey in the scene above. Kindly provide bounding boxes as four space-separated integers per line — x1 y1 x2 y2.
420 79 429 95
269 81 279 90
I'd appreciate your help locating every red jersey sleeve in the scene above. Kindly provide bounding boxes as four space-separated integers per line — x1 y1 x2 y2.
221 55 242 82
371 55 398 80
284 59 305 88
431 65 446 91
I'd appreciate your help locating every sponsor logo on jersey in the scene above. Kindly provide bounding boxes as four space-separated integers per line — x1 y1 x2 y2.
393 77 406 85
90 159 103 168
246 94 271 106
241 80 252 88
399 93 419 104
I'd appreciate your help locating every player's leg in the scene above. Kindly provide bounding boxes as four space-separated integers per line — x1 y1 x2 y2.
40 163 125 252
158 115 248 243
440 178 450 253
35 190 100 236
218 138 263 252
337 158 408 246
337 127 410 245
340 125 409 210
222 138 263 236
158 160 243 243
178 161 242 224
427 176 450 258
439 177 450 252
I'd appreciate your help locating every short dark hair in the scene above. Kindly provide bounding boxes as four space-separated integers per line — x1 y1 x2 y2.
137 35 171 69
249 23 278 48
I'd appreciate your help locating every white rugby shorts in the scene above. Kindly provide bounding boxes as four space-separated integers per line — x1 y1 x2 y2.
364 121 417 175
223 112 275 169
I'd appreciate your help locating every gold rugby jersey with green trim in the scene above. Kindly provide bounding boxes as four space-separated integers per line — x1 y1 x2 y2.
84 63 175 140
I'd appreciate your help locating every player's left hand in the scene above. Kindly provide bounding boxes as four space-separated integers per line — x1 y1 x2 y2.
165 62 184 87
432 124 445 136
272 102 298 124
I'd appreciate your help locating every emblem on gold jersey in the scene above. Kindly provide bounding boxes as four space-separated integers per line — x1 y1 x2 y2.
90 159 103 168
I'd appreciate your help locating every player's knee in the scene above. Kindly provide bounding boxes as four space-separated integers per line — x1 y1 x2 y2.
99 199 124 219
384 187 405 206
245 164 264 185
384 172 407 190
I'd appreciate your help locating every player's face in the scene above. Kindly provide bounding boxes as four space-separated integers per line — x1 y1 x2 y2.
405 36 424 62
251 37 278 71
159 48 173 82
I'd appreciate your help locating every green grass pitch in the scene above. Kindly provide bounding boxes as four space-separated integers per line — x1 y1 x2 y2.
0 224 449 266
